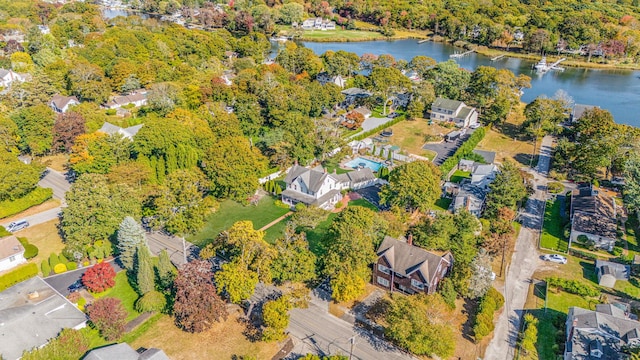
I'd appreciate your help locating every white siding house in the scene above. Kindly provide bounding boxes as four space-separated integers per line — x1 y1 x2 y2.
0 235 26 272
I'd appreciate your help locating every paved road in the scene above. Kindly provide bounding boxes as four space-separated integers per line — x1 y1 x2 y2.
485 136 553 360
146 231 198 267
38 168 72 205
1 206 62 229
44 258 122 296
287 287 416 360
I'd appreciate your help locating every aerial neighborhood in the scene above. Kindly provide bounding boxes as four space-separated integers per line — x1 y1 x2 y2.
2 0 640 359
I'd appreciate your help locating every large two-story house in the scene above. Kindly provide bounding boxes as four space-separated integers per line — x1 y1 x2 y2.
569 184 617 251
281 164 378 210
373 235 453 295
430 97 478 128
50 94 80 113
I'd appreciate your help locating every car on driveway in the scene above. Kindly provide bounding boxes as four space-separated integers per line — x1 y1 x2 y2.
68 279 84 293
542 254 567 264
388 112 400 119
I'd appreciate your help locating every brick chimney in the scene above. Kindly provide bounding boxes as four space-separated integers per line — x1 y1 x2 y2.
407 233 413 246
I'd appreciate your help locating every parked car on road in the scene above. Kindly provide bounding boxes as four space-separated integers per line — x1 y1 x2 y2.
542 254 567 264
68 279 84 293
6 219 29 232
388 112 400 118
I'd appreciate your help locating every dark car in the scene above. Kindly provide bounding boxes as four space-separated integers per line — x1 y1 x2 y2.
388 112 400 118
68 279 84 293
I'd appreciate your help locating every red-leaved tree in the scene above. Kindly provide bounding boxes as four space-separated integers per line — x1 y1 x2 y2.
87 297 127 341
82 262 116 293
173 260 227 333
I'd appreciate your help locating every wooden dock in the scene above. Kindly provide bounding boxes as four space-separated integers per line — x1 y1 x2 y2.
418 39 429 44
450 48 476 58
491 54 505 61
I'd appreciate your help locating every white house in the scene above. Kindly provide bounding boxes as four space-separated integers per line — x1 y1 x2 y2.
103 89 148 109
281 164 379 210
50 94 80 113
301 17 336 30
98 122 144 140
470 164 499 190
430 97 478 128
0 68 25 88
0 235 26 272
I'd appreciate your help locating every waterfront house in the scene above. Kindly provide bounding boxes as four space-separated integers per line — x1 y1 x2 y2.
281 164 378 210
570 104 600 123
317 72 346 88
373 235 453 295
569 184 617 251
430 97 478 128
49 94 79 113
565 305 640 359
0 235 26 272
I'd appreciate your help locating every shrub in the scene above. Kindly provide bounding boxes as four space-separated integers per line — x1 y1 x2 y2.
611 246 623 257
82 262 116 293
0 263 38 291
439 127 487 177
23 244 39 259
135 290 167 313
58 253 69 263
274 200 289 209
67 291 81 303
53 263 68 274
41 260 51 276
49 253 60 267
546 277 599 297
82 261 90 267
547 182 564 194
87 297 127 341
576 234 589 243
294 202 307 212
0 187 53 218
473 287 505 342
67 262 77 270
335 201 344 209
20 328 91 360
105 109 116 115
0 226 10 237
568 248 599 261
77 297 87 311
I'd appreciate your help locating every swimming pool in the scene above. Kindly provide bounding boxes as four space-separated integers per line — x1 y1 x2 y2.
345 157 384 172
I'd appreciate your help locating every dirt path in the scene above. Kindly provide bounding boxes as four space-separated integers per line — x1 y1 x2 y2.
258 211 293 231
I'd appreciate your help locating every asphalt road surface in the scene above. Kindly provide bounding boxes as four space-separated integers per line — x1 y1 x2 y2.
44 258 123 296
287 287 416 360
484 135 553 360
38 168 72 204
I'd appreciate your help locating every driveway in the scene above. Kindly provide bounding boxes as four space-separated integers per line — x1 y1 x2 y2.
353 185 385 210
38 168 72 205
287 284 416 360
485 135 554 360
350 116 395 139
422 128 475 165
44 258 123 297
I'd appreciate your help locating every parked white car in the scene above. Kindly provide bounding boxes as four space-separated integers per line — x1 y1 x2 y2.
6 219 29 232
542 254 567 264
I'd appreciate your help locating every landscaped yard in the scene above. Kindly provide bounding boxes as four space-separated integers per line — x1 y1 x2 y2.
450 170 471 183
94 271 141 321
348 198 378 211
476 104 534 165
13 219 65 272
129 313 279 360
433 197 452 212
188 197 290 247
304 212 337 257
540 199 569 252
386 119 447 158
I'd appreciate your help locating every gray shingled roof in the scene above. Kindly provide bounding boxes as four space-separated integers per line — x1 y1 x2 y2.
284 164 330 193
83 343 170 360
432 97 464 111
572 104 599 121
472 150 496 164
50 94 79 110
376 236 452 284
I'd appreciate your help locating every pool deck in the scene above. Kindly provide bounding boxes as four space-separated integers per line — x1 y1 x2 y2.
340 155 394 172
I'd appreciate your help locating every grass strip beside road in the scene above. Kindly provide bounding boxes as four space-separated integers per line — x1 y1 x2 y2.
540 200 568 252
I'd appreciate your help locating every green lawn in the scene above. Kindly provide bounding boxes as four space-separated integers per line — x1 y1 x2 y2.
615 279 640 301
433 198 452 211
305 213 337 257
297 29 386 41
450 170 471 183
188 197 290 247
540 200 569 252
94 271 141 321
626 216 639 257
264 219 288 244
348 198 378 211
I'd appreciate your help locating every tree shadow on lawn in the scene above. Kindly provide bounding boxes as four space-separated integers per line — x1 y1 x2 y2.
526 308 566 359
580 261 599 284
514 153 534 167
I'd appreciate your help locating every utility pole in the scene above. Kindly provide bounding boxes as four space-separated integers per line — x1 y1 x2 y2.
182 237 187 264
349 336 356 360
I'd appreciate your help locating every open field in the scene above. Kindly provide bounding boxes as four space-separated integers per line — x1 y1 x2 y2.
188 197 290 247
13 219 65 271
129 313 279 360
386 119 448 158
476 103 535 165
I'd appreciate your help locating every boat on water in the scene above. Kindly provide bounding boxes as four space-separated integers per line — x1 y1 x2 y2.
534 56 548 72
270 36 289 42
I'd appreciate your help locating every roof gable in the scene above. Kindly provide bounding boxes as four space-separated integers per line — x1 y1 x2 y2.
376 236 451 283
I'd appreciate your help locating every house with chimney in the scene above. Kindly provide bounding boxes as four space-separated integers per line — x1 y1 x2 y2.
430 97 479 128
281 164 379 210
0 235 26 272
373 235 453 295
569 184 618 251
565 304 640 359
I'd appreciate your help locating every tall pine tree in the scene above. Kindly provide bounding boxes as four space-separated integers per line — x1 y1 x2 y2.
157 249 176 291
116 216 146 271
136 245 155 295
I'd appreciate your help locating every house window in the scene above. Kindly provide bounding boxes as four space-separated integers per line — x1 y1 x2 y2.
411 279 424 290
377 264 391 275
9 256 16 262
377 276 390 287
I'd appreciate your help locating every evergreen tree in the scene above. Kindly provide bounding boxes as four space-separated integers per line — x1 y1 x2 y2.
136 245 155 295
116 217 146 271
157 249 176 291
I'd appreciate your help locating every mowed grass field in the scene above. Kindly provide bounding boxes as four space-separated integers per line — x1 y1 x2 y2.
387 119 448 158
13 219 65 273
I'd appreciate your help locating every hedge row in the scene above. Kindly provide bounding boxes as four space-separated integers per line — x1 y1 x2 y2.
17 237 38 259
0 263 38 292
568 248 599 261
473 287 505 342
352 116 406 141
546 276 599 297
0 187 53 219
439 127 487 177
